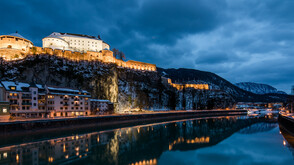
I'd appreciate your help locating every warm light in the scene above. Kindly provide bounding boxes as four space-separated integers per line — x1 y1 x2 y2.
3 152 7 158
75 147 79 152
283 140 286 146
65 155 69 159
16 154 19 163
63 144 66 152
97 136 100 142
48 157 54 162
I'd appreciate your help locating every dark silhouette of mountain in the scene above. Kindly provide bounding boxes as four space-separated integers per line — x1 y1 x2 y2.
157 67 288 102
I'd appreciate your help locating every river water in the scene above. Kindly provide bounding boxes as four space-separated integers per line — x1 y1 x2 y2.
0 115 293 165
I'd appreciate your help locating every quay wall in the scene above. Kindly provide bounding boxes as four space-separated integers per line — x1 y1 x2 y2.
0 110 247 134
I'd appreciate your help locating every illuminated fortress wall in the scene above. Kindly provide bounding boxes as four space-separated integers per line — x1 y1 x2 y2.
166 78 209 90
30 46 157 71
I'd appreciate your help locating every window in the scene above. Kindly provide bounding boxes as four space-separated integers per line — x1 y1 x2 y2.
3 108 7 113
60 101 63 104
33 103 36 106
10 86 16 90
33 91 36 94
33 97 36 100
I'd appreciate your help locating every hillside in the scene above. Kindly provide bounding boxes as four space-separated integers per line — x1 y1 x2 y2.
235 82 286 95
157 68 288 102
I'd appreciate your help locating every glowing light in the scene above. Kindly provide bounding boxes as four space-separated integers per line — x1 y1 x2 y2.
3 152 7 158
283 140 286 146
16 154 19 163
75 147 79 152
48 157 54 163
65 155 69 159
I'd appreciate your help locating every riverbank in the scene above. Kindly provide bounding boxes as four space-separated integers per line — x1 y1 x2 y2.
0 110 247 135
278 113 294 136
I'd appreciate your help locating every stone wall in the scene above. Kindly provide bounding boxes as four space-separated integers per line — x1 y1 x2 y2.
165 78 209 90
30 46 157 71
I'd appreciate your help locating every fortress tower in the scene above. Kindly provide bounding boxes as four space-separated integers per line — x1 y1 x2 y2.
0 32 33 60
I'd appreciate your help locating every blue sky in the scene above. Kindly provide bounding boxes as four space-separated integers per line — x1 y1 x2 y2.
1 0 293 93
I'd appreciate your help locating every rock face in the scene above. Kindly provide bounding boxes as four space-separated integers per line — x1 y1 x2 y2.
0 55 239 112
235 82 286 95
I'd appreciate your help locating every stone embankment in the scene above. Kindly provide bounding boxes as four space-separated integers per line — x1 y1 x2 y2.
0 110 247 134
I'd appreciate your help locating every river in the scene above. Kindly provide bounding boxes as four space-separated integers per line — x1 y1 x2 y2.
0 114 293 165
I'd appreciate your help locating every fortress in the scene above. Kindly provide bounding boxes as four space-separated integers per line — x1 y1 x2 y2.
0 32 209 90
0 32 156 71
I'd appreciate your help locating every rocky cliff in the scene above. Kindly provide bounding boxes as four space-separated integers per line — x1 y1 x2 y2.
0 55 238 112
0 55 287 112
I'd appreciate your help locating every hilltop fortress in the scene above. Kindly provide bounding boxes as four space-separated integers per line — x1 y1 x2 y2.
0 32 156 71
0 32 209 90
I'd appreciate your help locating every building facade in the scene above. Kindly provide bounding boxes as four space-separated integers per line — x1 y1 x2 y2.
46 86 91 117
90 99 114 115
0 81 46 118
0 81 91 118
42 32 110 52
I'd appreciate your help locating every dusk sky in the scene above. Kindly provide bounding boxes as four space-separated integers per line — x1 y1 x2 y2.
1 0 293 93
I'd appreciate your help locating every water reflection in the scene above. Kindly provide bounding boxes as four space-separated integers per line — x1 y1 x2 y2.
0 115 290 165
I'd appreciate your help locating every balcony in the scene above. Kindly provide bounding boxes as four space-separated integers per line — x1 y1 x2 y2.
10 102 18 106
64 103 69 106
22 102 32 106
64 97 69 101
74 103 80 106
74 98 79 101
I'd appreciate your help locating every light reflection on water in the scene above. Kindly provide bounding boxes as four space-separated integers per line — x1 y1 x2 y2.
0 115 293 165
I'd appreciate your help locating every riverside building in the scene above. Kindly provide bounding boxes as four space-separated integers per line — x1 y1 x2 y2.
0 81 91 118
90 99 114 115
46 86 91 117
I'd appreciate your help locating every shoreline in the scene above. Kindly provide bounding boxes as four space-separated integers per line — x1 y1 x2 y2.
0 110 247 135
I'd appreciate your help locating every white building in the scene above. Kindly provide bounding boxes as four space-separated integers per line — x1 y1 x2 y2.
0 81 46 118
46 86 91 117
42 32 110 53
90 99 113 115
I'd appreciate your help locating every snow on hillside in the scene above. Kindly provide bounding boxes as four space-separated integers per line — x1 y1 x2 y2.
235 82 286 95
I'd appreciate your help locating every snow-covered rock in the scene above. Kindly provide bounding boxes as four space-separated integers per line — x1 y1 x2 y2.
235 82 286 94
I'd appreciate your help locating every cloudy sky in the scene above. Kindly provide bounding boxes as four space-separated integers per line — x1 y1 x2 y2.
0 0 293 93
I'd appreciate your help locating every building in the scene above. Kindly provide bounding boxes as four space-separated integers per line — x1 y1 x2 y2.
90 99 114 115
42 32 110 53
46 86 91 117
0 32 33 60
0 81 46 118
0 81 91 118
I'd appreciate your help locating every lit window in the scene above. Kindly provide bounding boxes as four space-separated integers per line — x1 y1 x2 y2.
10 86 16 90
3 108 7 113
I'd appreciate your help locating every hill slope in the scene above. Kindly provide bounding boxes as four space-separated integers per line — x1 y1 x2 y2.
157 68 288 102
235 82 286 94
